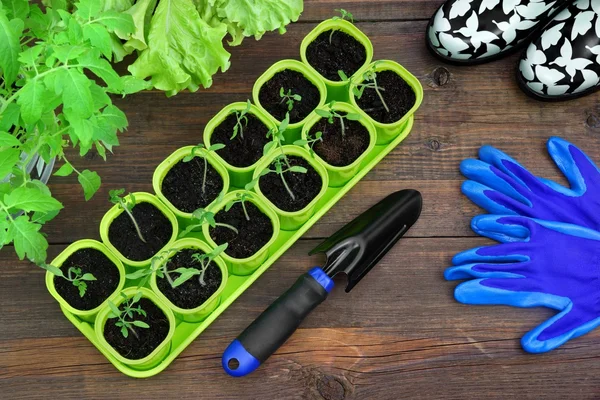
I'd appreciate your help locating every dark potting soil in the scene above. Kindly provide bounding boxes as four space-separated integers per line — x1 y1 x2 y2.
54 248 120 311
212 113 270 168
210 201 273 259
260 156 322 212
258 69 320 124
161 158 223 213
356 70 416 124
103 298 170 360
306 30 367 81
156 248 222 309
108 202 172 261
309 114 370 167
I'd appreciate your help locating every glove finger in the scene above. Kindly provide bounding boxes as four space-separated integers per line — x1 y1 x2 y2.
462 180 533 216
547 136 596 195
471 215 534 243
453 277 540 306
460 159 531 203
522 303 600 353
445 262 527 280
479 145 551 193
452 243 529 265
537 176 574 195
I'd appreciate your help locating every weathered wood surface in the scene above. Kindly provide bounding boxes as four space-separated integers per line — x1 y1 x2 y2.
3 2 600 399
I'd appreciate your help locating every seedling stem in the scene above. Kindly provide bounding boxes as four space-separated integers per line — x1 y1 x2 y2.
109 189 146 243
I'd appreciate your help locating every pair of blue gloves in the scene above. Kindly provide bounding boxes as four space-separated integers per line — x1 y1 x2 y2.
451 137 600 353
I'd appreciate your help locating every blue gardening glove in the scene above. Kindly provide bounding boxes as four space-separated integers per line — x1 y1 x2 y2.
460 137 600 230
446 215 600 353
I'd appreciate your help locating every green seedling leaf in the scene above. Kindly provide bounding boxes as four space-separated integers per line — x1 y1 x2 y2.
81 273 96 281
54 163 74 177
0 132 21 148
338 70 349 81
77 169 101 201
315 109 331 118
125 268 148 280
288 166 307 173
12 216 47 263
0 149 20 179
39 263 65 278
0 10 24 87
108 301 121 317
132 291 143 303
132 320 149 328
4 186 63 213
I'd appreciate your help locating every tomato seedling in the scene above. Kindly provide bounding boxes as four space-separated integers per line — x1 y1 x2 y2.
109 189 146 243
330 9 355 43
182 143 226 194
41 263 97 298
352 63 390 113
178 207 239 238
231 100 252 140
314 101 361 138
170 244 228 288
279 87 302 111
108 291 149 339
294 131 323 156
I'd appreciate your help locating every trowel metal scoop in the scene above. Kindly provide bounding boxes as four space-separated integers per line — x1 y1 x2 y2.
222 189 423 377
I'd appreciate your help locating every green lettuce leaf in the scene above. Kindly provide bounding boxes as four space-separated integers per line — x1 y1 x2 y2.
128 0 230 96
116 0 157 52
212 0 303 43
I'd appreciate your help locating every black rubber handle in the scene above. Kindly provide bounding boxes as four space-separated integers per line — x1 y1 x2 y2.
222 269 331 376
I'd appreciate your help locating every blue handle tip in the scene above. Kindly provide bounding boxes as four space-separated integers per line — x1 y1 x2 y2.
222 339 261 377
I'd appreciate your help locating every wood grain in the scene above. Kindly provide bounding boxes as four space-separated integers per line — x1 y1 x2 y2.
3 240 600 399
4 2 600 399
38 20 600 243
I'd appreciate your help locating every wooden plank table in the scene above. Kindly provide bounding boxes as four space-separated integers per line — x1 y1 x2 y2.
2 1 600 398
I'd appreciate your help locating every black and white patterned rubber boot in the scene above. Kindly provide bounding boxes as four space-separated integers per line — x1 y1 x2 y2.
517 0 600 100
427 0 569 64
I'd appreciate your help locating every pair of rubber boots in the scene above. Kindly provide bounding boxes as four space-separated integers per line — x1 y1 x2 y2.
427 0 600 101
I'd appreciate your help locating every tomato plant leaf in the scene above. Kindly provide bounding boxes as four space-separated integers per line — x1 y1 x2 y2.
77 169 101 201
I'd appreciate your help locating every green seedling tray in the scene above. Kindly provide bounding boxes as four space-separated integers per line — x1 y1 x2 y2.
59 116 414 378
53 19 423 378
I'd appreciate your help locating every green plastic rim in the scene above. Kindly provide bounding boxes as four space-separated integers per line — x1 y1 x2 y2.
301 102 377 187
45 239 126 322
152 146 230 219
252 59 328 134
203 102 277 189
202 190 280 275
349 60 424 144
150 238 229 322
99 192 179 268
94 287 176 370
300 18 374 101
252 145 329 231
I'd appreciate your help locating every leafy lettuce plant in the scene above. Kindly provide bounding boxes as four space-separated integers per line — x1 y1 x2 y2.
0 0 148 264
123 0 303 95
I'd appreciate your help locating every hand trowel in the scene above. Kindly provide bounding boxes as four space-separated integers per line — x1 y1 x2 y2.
222 189 423 377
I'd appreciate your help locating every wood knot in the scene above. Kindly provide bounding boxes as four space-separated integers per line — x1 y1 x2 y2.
83 151 97 160
426 138 442 151
585 111 600 130
431 66 450 87
317 375 346 400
